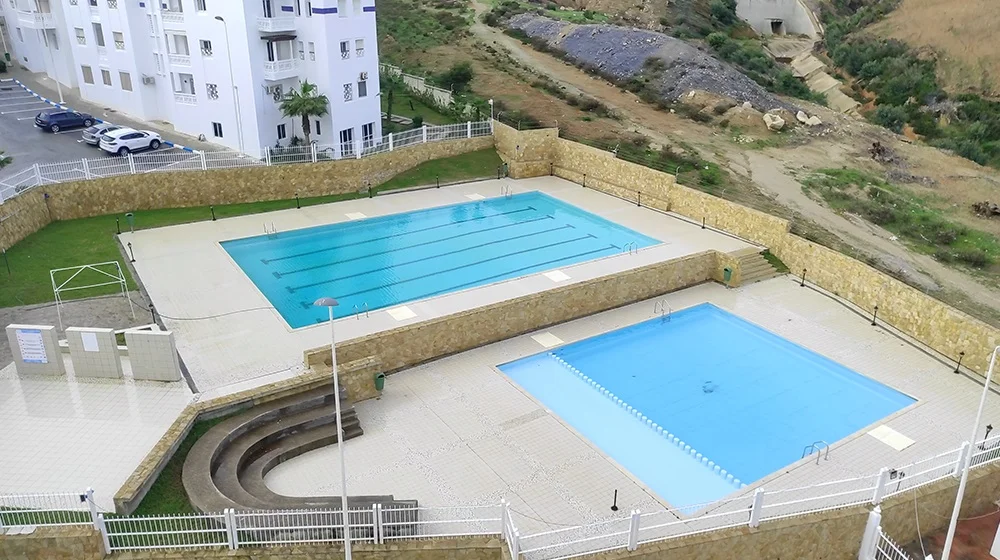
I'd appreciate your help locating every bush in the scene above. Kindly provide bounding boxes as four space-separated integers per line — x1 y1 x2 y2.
0 60 6 73
699 165 723 187
954 248 991 268
871 105 907 133
709 0 738 25
411 115 424 129
436 62 474 93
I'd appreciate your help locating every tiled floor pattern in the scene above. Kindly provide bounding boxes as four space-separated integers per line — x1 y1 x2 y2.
129 177 755 393
0 357 192 510
264 278 1000 534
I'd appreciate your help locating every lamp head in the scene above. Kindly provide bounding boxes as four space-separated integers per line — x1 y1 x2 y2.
313 297 339 308
214 15 224 21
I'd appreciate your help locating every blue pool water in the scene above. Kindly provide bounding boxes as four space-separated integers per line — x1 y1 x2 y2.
499 304 914 507
222 192 659 328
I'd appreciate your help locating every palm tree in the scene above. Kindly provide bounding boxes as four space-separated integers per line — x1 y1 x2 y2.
279 81 329 145
0 150 11 170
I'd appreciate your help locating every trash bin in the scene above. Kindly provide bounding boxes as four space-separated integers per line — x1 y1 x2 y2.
374 372 386 392
723 267 733 284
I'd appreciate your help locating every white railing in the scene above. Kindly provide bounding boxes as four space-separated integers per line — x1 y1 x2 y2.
0 489 99 528
873 527 913 560
168 53 191 66
160 10 184 25
257 15 295 32
263 58 299 81
17 10 54 28
173 92 197 105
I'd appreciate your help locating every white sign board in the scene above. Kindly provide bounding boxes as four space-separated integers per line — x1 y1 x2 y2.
81 331 100 353
15 329 47 364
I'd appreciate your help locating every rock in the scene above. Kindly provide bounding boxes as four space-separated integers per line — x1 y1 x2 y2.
723 105 768 134
805 115 823 126
796 110 809 124
742 101 753 109
763 113 785 131
769 108 798 129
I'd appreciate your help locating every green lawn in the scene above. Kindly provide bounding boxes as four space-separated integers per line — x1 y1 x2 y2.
0 148 502 308
381 89 460 126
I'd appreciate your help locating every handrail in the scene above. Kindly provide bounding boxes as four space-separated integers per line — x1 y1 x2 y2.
654 299 672 321
801 440 830 465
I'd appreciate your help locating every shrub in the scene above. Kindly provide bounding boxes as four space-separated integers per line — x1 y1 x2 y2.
0 60 6 73
709 0 738 25
954 248 991 268
436 62 474 93
411 115 424 129
699 165 723 187
871 105 907 133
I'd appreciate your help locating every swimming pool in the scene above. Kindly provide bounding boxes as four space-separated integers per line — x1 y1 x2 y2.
499 304 914 507
222 192 659 328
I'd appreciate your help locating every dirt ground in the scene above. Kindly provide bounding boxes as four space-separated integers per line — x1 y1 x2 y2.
903 507 1000 560
871 0 1000 96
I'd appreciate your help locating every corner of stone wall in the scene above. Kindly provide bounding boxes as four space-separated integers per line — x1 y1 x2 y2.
712 251 744 288
492 122 558 179
0 524 104 560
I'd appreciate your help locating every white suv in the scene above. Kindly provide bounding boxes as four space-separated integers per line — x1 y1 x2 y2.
99 128 162 156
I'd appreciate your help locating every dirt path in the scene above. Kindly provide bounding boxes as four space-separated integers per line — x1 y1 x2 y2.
468 6 1000 322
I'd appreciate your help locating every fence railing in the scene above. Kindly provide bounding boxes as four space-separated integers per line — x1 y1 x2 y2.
0 121 494 204
873 527 913 560
5 441 1000 557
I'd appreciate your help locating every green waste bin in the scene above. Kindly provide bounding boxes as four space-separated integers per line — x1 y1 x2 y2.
374 372 386 392
723 267 733 284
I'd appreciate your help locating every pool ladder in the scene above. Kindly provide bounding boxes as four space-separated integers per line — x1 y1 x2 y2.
802 440 830 465
501 185 513 199
654 299 672 322
622 241 638 255
264 222 278 239
353 303 369 319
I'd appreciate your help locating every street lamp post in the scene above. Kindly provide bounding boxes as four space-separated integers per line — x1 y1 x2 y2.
214 16 245 154
941 346 1000 560
313 297 352 560
37 25 63 104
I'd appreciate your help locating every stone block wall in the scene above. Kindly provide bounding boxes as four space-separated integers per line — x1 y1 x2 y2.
0 525 104 560
494 123 557 179
108 537 501 560
0 189 50 250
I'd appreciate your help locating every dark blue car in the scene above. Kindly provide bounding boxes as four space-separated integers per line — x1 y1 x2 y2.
34 110 95 133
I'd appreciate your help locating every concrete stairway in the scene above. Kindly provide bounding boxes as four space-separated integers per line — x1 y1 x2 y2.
791 53 861 115
182 386 417 522
737 251 784 285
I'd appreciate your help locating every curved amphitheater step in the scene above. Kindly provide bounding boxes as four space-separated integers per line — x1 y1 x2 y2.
183 386 417 515
736 249 784 285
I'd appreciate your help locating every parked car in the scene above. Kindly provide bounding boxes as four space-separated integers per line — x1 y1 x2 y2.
34 110 95 133
82 123 123 146
99 128 162 156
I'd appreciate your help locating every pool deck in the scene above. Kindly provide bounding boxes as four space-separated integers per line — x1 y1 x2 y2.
262 278 1000 534
128 177 756 394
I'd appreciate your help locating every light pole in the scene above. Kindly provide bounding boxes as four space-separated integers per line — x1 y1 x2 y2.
941 345 1000 560
313 297 352 560
1 17 10 62
488 98 494 131
214 16 245 154
37 24 63 104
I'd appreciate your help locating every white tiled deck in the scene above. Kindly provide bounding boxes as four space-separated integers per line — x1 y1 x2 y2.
128 177 755 394
0 357 192 510
264 278 1000 533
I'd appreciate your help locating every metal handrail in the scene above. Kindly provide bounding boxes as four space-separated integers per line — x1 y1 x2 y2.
801 440 830 464
653 299 671 322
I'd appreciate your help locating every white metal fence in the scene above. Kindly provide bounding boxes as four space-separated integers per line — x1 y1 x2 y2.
0 121 493 203
5 435 1000 557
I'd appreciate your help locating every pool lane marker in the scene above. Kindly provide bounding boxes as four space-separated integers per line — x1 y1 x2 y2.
543 270 571 283
549 353 746 489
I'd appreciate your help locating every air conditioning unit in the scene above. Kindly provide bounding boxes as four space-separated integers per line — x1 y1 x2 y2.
359 71 368 81
141 75 155 85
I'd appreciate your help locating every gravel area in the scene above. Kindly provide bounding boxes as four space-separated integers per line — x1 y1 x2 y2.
508 14 798 112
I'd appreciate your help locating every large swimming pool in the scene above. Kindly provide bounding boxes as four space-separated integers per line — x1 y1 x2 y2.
499 304 914 507
222 192 659 328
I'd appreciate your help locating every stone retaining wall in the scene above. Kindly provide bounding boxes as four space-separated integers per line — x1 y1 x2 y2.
0 525 104 560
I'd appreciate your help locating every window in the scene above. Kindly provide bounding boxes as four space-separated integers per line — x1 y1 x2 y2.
343 83 352 102
362 122 374 148
89 0 96 5
101 68 112 86
297 40 304 60
306 0 311 16
92 23 105 47
16 28 23 43
277 124 287 140
113 31 125 50
206 83 219 99
107 0 117 9
355 38 364 58
75 27 86 45
339 128 354 156
295 0 300 15
340 41 349 59
353 0 361 15
357 78 367 98
337 0 346 17
119 71 132 91
81 65 94 84
315 120 321 136
196 0 206 10
212 122 223 137
308 41 315 61
200 39 212 56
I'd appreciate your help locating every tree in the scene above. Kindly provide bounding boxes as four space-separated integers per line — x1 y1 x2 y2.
709 0 738 25
0 150 11 170
279 81 329 145
383 73 399 133
437 62 474 93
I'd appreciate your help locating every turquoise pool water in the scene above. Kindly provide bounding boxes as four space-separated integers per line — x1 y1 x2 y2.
222 192 659 328
499 304 914 507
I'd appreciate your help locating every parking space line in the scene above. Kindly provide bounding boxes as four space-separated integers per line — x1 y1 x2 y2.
0 96 36 101
53 129 83 135
17 116 38 121
2 107 50 114
0 101 50 108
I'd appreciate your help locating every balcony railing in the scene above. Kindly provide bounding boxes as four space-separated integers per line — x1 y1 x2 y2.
96 45 107 58
262 58 298 81
16 11 55 28
161 11 184 25
168 53 191 66
173 92 197 105
356 47 364 58
257 15 295 33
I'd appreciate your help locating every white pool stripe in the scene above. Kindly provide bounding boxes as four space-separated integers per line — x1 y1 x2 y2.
548 353 744 489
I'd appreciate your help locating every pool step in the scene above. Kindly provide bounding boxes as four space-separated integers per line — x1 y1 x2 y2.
736 251 784 285
548 353 746 490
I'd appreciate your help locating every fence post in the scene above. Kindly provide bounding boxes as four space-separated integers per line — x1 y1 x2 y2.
499 500 507 541
200 151 207 170
872 467 890 504
264 146 272 166
511 529 520 559
467 121 472 138
748 488 765 528
373 503 382 545
954 441 971 478
97 514 112 555
356 138 362 159
32 163 41 185
224 508 238 550
627 510 640 551
82 158 91 180
311 143 318 163
127 153 136 175
857 506 881 560
389 132 394 151
84 487 99 530
422 124 427 143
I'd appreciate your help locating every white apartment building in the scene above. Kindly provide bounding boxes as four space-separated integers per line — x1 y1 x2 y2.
1 0 382 156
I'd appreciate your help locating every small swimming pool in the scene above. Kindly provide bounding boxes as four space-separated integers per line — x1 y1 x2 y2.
222 192 659 328
499 304 914 507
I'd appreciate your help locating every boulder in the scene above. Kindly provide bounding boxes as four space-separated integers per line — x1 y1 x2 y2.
742 101 753 109
805 115 823 127
796 110 809 124
723 105 768 134
763 113 785 131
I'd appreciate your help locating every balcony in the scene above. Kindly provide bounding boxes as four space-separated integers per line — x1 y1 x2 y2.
257 15 295 33
161 11 184 26
96 45 107 59
173 92 197 105
17 11 55 29
168 53 191 66
262 58 298 81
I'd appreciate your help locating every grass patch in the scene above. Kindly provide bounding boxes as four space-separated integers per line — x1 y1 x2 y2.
381 89 460 126
0 149 503 308
131 415 232 516
377 0 470 61
762 250 789 273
